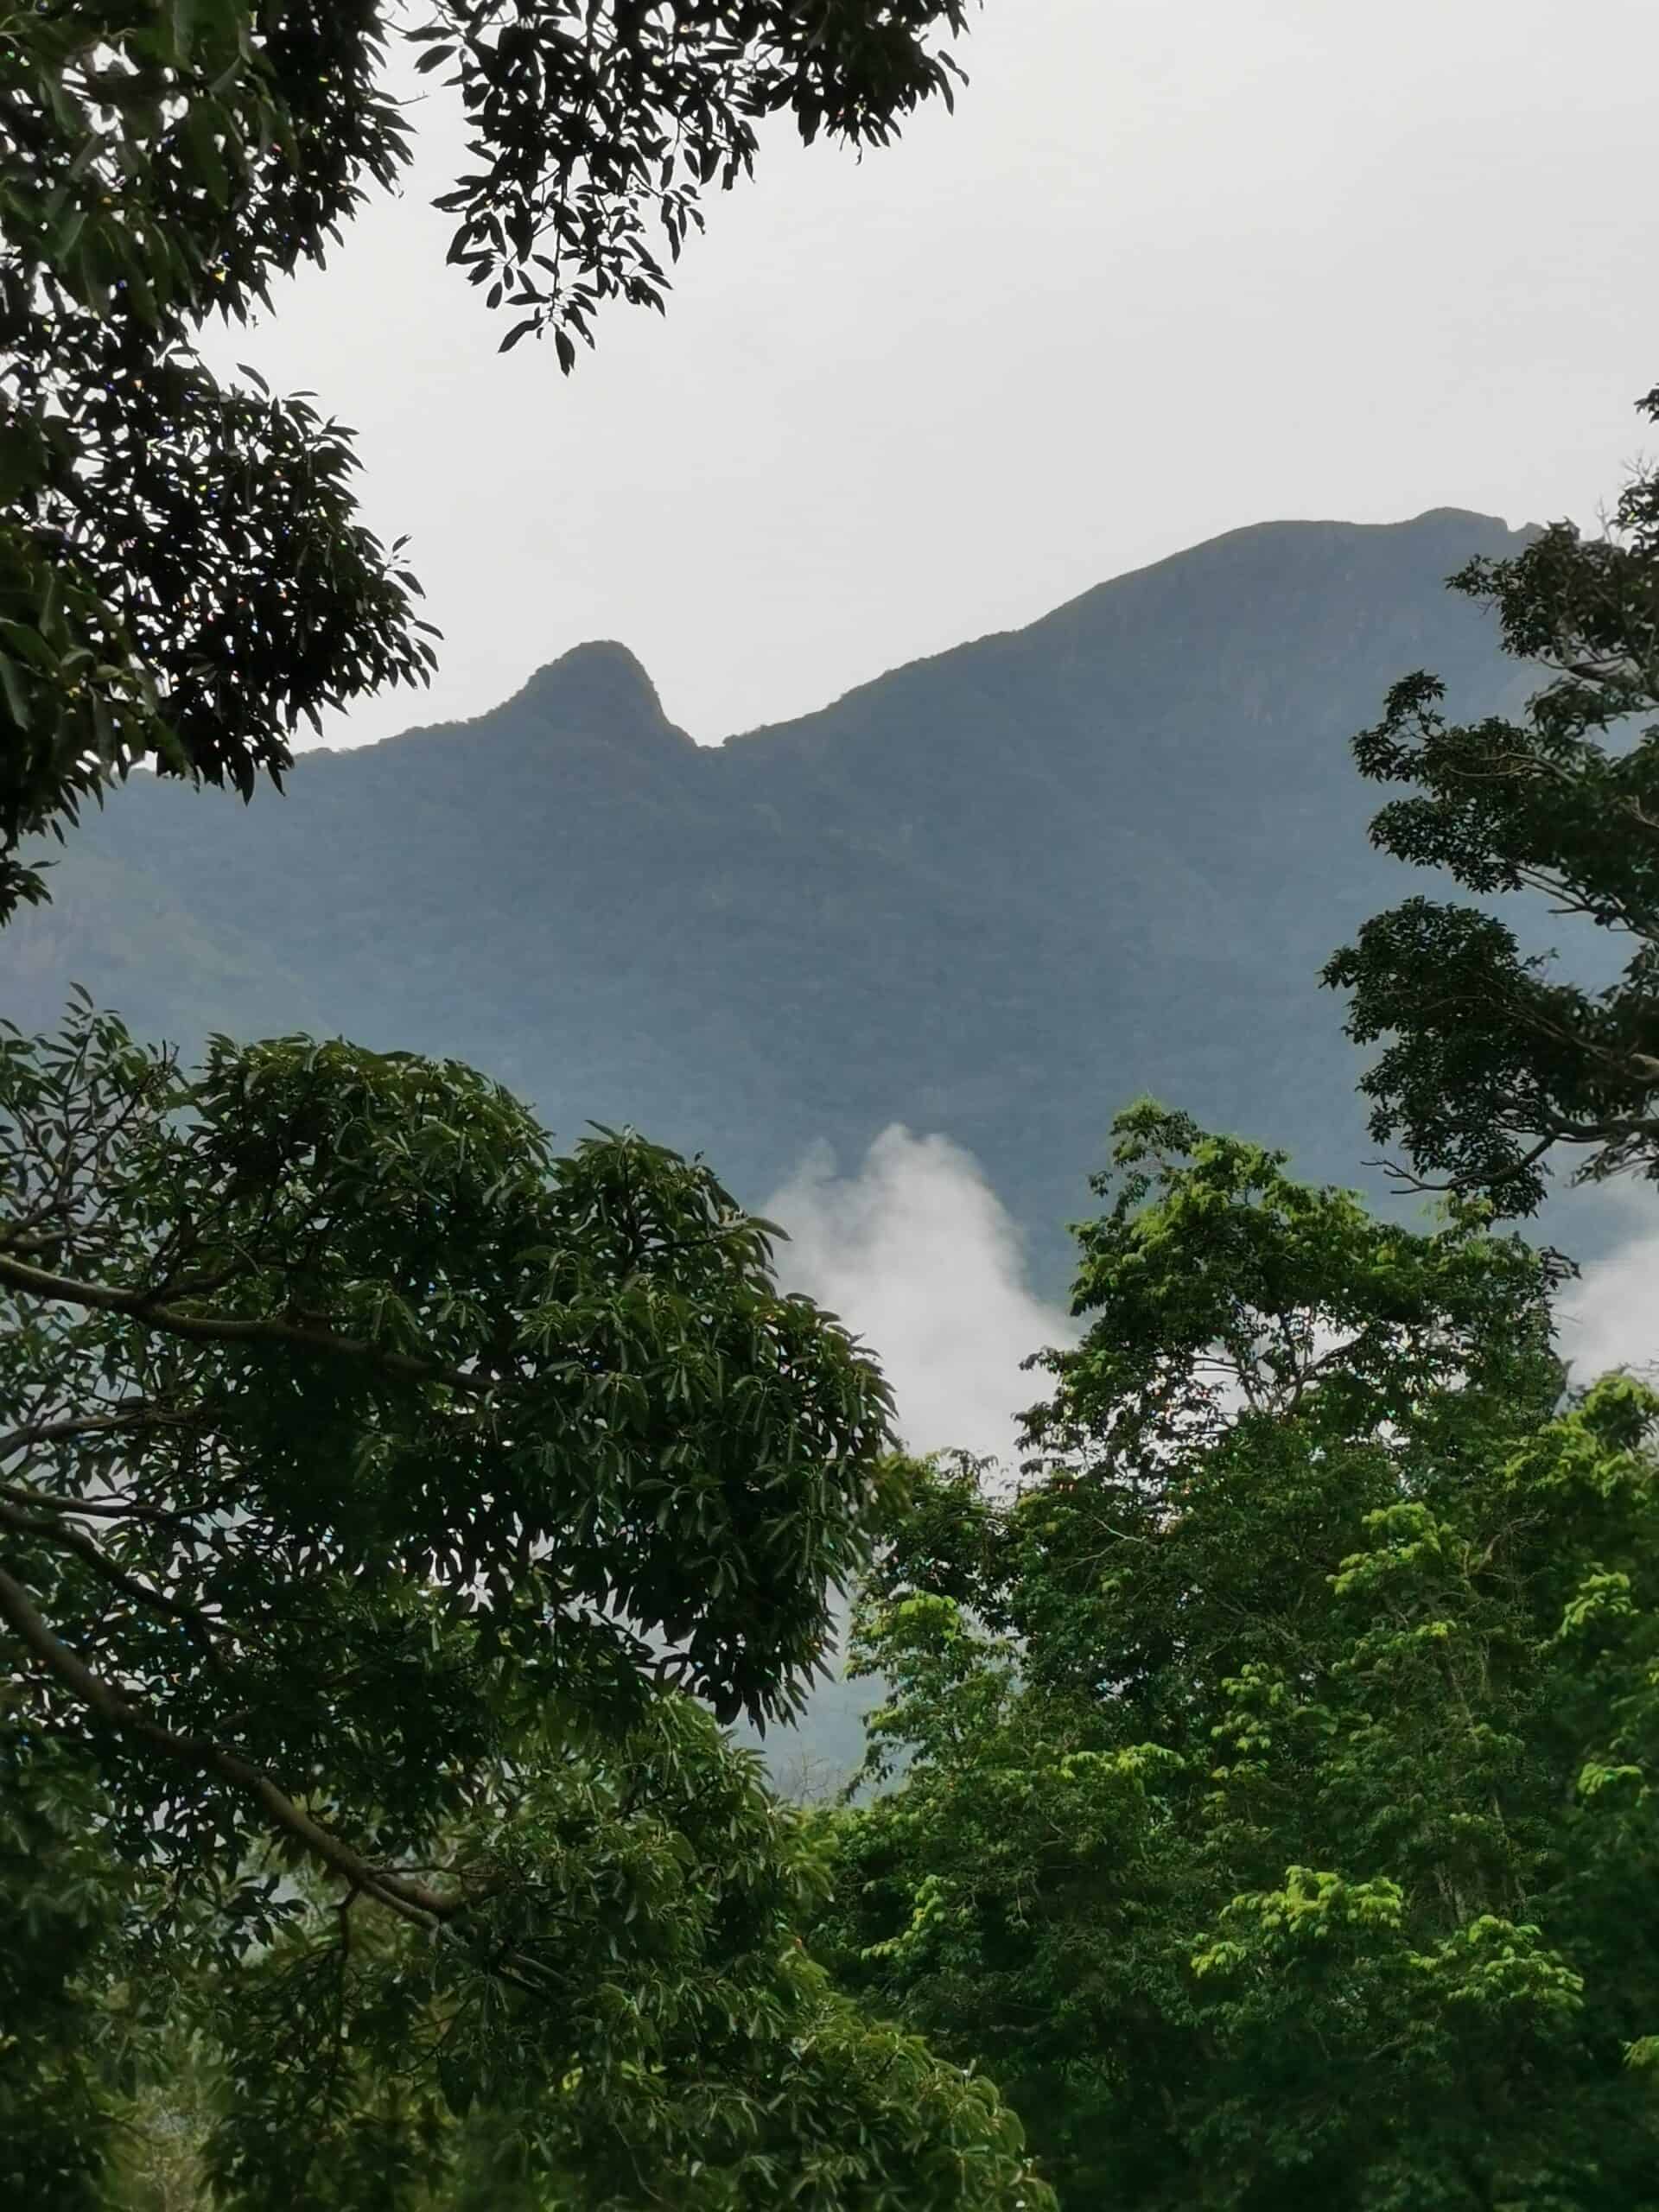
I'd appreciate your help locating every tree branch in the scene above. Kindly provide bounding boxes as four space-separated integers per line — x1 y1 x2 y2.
0 1559 463 1931
0 1401 193 1462
0 1249 483 1395
0 1493 236 1685
0 1482 198 1530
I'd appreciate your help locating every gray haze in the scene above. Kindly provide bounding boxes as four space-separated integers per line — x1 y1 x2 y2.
203 0 1659 751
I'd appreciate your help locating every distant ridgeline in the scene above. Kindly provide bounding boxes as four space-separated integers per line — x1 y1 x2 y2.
7 507 1584 1295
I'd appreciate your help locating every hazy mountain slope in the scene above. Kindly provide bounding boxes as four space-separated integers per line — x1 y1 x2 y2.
3 506 1537 1292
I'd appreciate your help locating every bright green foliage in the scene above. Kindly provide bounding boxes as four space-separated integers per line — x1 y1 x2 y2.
1 1 972 915
1325 383 1659 1211
0 999 1045 2209
817 1109 1659 2208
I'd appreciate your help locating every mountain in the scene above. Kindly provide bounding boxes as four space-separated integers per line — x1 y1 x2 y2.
3 507 1548 1294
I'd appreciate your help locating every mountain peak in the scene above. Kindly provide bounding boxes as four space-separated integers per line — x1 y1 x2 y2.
514 640 676 738
15 504 1544 1309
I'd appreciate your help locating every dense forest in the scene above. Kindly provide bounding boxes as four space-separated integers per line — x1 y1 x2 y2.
6 6 1659 2210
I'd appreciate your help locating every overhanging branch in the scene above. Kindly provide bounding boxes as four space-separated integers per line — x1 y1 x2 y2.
0 1492 229 1664
0 1559 462 1931
0 1249 483 1396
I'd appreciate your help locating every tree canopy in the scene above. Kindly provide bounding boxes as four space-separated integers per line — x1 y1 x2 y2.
815 1109 1659 2209
1325 383 1659 1212
14 13 1659 2205
0 16 1077 2200
0 0 974 916
85 1697 1046 2212
0 999 1047 2210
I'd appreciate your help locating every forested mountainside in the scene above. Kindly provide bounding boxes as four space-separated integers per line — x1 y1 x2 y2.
3 505 1541 1292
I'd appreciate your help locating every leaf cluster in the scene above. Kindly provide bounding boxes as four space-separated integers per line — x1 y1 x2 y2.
1325 383 1659 1211
1 2 436 914
419 0 972 362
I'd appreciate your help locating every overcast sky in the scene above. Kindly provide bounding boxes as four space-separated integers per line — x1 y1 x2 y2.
207 0 1659 749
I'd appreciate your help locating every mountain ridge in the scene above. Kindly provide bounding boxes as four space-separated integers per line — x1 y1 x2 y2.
304 506 1529 766
3 505 1605 1783
3 505 1560 1293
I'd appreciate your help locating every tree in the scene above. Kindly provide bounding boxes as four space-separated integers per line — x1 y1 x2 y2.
0 998 1048 2209
0 0 973 916
137 1700 1047 2212
815 1108 1659 2209
1324 382 1659 1213
27 1697 1053 2212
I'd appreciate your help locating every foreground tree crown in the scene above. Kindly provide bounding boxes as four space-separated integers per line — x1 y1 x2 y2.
0 1001 1047 2209
816 1107 1659 2209
0 0 974 916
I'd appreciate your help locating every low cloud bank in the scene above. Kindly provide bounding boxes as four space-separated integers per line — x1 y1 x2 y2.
756 1125 1076 1789
752 1136 1659 1789
763 1134 1659 1459
764 1125 1078 1468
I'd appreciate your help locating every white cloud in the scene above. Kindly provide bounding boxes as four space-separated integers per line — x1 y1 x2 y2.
1556 1213 1659 1388
763 1124 1077 1468
763 1129 1659 1454
752 1126 1076 1788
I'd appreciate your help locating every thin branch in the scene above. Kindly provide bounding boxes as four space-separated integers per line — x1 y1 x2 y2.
0 1493 229 1669
0 1560 460 1930
1363 1128 1559 1197
0 1482 200 1530
0 1401 192 1462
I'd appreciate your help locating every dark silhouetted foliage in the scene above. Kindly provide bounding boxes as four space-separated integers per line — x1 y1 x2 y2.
1327 385 1659 1212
